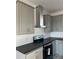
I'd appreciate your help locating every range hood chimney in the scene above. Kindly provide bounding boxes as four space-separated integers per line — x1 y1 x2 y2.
34 5 46 28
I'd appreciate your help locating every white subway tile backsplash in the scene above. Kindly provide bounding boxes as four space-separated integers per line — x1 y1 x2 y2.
16 34 34 47
16 31 63 47
34 28 45 35
50 32 63 38
43 33 50 38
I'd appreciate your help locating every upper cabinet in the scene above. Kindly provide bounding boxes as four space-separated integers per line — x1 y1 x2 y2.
44 15 52 33
44 15 63 32
16 1 34 35
51 15 63 32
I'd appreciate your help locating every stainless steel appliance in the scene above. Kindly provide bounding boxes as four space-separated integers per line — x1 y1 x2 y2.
34 5 46 28
33 35 44 43
33 35 53 59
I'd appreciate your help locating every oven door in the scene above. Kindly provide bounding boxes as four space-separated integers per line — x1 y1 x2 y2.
43 43 53 59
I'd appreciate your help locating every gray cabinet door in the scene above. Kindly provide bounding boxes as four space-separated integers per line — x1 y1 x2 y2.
51 15 63 32
44 15 51 33
16 1 34 35
52 40 63 59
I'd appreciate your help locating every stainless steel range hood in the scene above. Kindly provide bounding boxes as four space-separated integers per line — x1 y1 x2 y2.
34 5 46 28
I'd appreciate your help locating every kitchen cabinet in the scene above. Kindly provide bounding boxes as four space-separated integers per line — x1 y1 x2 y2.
53 40 63 59
44 15 52 33
51 15 63 32
26 47 43 59
16 1 34 35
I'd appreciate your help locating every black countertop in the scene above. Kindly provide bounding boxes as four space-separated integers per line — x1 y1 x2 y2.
16 37 63 54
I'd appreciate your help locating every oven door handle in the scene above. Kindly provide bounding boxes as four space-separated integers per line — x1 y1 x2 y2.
44 42 52 47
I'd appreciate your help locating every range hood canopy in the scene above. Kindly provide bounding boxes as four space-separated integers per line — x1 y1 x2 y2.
34 5 46 28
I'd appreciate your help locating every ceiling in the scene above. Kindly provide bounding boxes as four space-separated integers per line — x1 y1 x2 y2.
20 0 63 13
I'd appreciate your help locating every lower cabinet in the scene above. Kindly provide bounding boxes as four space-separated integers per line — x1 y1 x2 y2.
26 47 43 59
53 40 63 59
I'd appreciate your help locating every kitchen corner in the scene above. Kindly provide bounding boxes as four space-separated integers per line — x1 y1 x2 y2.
16 0 63 59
